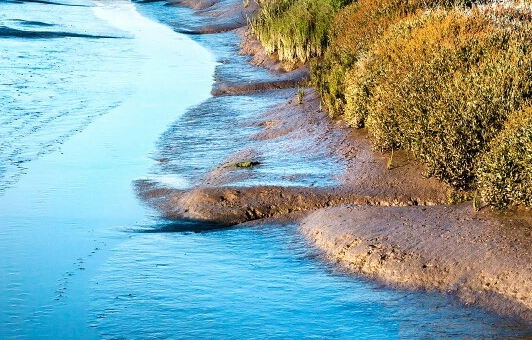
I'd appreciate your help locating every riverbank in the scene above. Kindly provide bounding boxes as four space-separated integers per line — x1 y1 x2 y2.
141 0 532 324
301 204 532 321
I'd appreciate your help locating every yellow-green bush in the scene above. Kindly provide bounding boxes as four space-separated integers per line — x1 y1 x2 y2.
251 0 532 205
250 0 351 65
477 107 532 208
311 0 474 118
344 8 532 188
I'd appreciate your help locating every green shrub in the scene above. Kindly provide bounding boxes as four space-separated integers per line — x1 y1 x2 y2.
250 0 350 65
477 107 532 208
343 8 532 188
311 0 474 118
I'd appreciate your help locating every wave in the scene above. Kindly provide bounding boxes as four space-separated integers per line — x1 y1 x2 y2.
10 19 55 27
6 0 92 7
0 26 122 39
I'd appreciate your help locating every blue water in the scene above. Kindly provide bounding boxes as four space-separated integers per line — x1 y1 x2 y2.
0 0 530 339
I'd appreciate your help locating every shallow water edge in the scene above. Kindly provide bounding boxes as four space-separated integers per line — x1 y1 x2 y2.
0 0 530 338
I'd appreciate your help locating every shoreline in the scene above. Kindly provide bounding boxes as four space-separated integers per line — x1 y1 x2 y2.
144 0 532 324
300 204 532 322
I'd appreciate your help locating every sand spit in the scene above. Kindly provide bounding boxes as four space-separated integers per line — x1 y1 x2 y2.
146 0 532 321
211 66 308 95
138 184 432 226
300 204 532 321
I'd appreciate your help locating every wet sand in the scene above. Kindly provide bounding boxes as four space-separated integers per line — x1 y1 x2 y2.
141 0 532 323
301 204 532 321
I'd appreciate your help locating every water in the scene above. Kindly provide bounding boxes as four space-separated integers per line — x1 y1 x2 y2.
0 0 530 338
90 224 530 339
0 0 214 338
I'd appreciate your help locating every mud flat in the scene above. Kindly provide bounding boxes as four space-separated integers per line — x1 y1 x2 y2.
139 88 450 225
141 0 532 323
300 204 532 321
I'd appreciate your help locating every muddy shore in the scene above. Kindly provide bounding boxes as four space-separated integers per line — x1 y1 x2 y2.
301 204 532 320
139 0 532 323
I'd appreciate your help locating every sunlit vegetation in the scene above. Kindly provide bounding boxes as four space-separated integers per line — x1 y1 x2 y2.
346 8 532 189
311 0 475 118
250 0 532 207
250 0 351 66
477 107 532 208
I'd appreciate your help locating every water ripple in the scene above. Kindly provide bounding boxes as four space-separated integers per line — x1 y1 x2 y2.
89 225 531 339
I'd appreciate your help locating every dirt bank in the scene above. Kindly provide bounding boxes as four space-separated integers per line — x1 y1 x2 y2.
300 204 532 321
138 183 431 226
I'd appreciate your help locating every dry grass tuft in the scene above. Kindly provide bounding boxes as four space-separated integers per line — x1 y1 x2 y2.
250 0 351 65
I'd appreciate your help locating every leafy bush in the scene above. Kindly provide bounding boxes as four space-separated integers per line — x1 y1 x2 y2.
311 0 475 118
251 0 532 203
343 8 532 188
477 107 532 208
250 0 351 65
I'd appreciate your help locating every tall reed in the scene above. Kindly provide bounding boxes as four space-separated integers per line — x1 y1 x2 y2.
250 0 350 66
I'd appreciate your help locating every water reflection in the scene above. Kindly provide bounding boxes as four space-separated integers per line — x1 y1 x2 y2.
0 0 214 338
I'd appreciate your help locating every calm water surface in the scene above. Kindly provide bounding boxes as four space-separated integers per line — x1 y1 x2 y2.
0 0 530 339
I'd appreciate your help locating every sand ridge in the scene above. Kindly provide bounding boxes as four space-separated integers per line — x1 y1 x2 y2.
300 204 532 321
138 87 451 224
